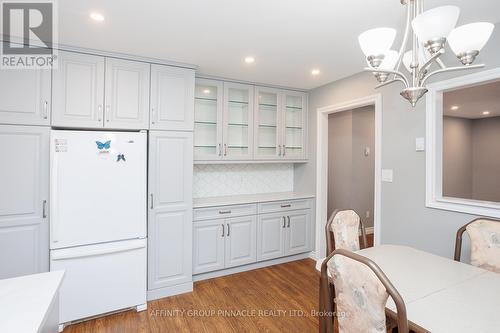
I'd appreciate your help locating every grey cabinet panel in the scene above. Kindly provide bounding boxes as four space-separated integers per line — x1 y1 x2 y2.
0 125 49 279
148 131 193 290
0 69 51 126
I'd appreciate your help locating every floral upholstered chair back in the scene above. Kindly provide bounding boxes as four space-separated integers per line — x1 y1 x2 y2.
330 210 362 252
466 219 500 273
328 255 390 333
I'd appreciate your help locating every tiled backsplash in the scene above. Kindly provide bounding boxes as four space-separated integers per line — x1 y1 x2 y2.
193 164 294 198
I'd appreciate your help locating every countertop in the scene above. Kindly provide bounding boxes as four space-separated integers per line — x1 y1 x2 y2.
193 192 315 208
0 270 65 333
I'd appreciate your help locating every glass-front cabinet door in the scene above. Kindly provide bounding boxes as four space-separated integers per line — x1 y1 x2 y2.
223 82 254 160
282 91 307 160
254 87 281 160
194 79 223 160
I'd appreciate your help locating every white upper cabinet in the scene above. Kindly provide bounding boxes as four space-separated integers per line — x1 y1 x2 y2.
194 79 223 160
282 91 307 160
104 58 150 129
52 51 105 128
254 87 282 160
0 68 51 126
223 82 254 160
0 125 49 279
53 51 154 130
194 80 308 163
150 65 195 131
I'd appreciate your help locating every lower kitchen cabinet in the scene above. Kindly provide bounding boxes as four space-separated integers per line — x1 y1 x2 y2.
256 212 285 261
193 198 313 275
193 215 257 274
257 209 311 260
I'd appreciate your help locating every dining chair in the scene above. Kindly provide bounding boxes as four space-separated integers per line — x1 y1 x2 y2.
320 249 409 333
318 209 369 332
325 209 368 256
454 217 500 273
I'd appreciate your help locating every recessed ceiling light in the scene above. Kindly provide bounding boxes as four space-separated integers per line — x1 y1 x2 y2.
90 12 105 22
203 89 210 94
244 56 255 64
311 69 321 75
482 111 490 115
450 105 459 111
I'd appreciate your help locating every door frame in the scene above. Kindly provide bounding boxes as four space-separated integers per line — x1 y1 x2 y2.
315 94 382 257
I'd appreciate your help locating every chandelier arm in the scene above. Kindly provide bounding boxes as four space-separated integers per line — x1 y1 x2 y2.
364 68 410 87
435 58 446 70
419 49 445 75
420 64 485 86
393 2 412 75
375 77 408 89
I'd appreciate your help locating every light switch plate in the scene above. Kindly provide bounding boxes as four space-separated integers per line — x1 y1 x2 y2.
416 137 425 151
381 169 393 182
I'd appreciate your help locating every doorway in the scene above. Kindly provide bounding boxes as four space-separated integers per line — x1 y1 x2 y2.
327 105 375 246
315 95 382 258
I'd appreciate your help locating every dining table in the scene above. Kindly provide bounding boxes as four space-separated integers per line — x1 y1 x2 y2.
317 244 500 333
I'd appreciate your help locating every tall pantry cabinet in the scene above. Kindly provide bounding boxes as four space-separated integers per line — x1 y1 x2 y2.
147 66 195 299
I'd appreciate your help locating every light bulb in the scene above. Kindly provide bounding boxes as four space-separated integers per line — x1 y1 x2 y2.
448 22 494 65
358 28 397 58
412 6 460 53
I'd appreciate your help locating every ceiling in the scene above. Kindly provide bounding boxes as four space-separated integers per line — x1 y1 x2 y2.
56 0 500 90
444 80 500 119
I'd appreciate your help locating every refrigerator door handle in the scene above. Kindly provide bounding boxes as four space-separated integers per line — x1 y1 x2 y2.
150 193 154 210
51 240 146 260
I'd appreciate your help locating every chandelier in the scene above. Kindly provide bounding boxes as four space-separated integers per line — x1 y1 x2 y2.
359 0 494 106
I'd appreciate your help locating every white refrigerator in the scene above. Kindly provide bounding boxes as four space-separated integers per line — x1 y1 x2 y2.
49 130 147 324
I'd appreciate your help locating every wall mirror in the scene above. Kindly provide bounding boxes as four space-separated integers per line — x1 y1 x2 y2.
426 68 500 217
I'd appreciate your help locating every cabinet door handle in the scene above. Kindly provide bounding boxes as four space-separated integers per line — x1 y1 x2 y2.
221 224 225 237
218 143 222 157
282 216 286 228
219 210 231 215
151 108 155 124
42 101 48 119
224 144 227 156
287 216 290 228
278 145 282 156
97 105 103 122
42 200 47 218
105 105 110 122
227 223 230 236
150 194 154 209
280 204 291 208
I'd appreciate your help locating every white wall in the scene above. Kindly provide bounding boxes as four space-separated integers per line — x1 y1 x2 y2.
295 22 500 258
193 164 294 198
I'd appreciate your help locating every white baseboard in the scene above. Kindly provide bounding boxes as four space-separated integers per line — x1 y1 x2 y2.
193 253 311 282
147 281 193 301
308 251 318 260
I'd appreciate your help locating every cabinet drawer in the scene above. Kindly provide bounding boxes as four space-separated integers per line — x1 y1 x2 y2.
258 199 311 214
194 204 257 221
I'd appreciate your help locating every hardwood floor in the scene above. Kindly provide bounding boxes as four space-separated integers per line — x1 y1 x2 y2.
64 234 374 333
64 259 320 333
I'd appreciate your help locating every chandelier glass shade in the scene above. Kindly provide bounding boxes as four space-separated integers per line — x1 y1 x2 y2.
359 0 495 106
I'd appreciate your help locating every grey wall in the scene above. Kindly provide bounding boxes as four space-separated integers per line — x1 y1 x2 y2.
327 106 375 227
443 116 473 199
327 110 352 217
472 116 500 202
295 22 500 259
